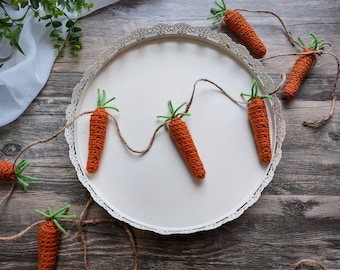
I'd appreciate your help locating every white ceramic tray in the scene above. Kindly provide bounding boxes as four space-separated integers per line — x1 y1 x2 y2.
65 23 285 234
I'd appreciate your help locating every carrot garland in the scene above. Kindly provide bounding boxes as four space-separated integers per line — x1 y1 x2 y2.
241 80 272 164
208 0 267 58
35 205 76 270
0 159 37 191
86 88 119 174
283 32 324 100
157 101 206 179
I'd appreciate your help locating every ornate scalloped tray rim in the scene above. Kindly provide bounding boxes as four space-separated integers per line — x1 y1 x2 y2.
65 23 286 235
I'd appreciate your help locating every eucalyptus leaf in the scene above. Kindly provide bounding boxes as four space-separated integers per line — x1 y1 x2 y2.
52 20 62 27
0 0 93 65
50 29 63 37
30 0 39 9
66 19 75 28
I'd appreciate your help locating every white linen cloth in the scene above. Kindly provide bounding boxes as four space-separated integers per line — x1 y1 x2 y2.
0 0 119 127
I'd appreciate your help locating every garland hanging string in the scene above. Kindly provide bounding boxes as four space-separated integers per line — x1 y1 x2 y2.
0 71 324 205
214 7 338 127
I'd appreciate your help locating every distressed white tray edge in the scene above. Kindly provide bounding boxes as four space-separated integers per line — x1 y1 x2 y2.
64 23 286 235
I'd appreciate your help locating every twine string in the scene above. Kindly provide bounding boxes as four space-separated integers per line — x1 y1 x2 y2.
9 78 246 164
78 197 93 270
108 113 166 155
292 259 326 270
1 67 337 208
184 78 246 114
269 73 287 95
77 196 138 270
0 181 15 206
0 217 324 270
234 8 301 48
260 48 339 127
0 198 139 270
13 111 93 168
303 50 339 127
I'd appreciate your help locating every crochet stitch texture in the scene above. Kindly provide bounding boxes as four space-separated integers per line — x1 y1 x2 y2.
38 219 60 270
248 98 272 164
86 108 108 174
0 161 16 181
283 48 316 100
168 117 206 179
224 9 267 58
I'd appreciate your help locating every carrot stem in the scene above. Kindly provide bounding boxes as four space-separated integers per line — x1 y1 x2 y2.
0 159 38 191
207 0 228 24
35 205 76 235
157 100 190 130
241 80 272 101
298 32 324 50
15 160 38 191
96 88 119 111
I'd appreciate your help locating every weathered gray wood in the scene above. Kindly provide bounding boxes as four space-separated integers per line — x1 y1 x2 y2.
1 0 339 269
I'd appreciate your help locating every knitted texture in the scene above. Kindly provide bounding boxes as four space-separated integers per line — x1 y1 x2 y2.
0 161 16 181
86 108 109 174
248 98 272 164
224 9 266 58
283 48 316 100
38 219 60 270
168 117 206 179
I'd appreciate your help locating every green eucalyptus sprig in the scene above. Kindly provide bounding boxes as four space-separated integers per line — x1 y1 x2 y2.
0 0 94 65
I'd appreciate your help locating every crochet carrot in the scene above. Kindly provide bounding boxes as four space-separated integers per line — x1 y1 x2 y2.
157 101 206 179
0 159 37 191
241 80 272 164
35 205 76 270
208 0 266 58
283 33 324 100
86 88 118 174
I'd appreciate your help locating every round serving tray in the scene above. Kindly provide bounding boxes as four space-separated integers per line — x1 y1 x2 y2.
65 23 285 234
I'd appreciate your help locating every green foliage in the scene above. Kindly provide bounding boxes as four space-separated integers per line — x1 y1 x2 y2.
35 205 76 235
0 0 94 64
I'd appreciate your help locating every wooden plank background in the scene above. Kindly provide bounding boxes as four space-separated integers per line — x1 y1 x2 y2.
0 0 339 269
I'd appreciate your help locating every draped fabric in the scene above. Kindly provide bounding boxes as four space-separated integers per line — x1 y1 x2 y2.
0 0 119 127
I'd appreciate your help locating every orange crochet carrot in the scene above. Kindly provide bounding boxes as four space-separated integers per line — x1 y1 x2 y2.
35 205 76 270
157 101 206 179
0 159 37 191
86 88 118 174
283 33 324 100
241 80 272 164
208 0 266 58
